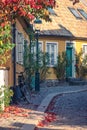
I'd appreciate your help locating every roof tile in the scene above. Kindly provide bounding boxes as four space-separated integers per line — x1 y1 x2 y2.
40 0 87 38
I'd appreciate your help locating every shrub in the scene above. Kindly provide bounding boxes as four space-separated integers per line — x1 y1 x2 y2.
75 51 87 79
0 86 13 112
54 52 71 80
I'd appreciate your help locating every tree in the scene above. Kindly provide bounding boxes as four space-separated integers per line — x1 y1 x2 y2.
0 23 15 65
0 0 55 65
23 41 49 89
0 0 56 25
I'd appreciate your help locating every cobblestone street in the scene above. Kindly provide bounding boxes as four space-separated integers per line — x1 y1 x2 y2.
38 90 87 130
0 85 87 130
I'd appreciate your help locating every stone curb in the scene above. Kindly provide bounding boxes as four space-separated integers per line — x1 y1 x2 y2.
21 88 87 130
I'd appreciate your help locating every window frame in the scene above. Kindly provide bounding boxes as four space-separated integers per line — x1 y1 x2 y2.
82 44 87 58
47 7 57 16
31 41 43 64
68 7 82 19
31 41 43 53
46 41 58 67
78 9 87 20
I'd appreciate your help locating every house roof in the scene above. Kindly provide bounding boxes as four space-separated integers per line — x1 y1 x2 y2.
39 0 87 39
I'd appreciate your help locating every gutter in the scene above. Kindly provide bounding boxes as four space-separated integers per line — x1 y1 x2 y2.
39 34 87 41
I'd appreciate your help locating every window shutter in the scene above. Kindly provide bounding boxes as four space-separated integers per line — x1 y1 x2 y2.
16 30 24 64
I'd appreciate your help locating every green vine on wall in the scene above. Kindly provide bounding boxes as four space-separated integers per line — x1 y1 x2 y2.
0 24 14 65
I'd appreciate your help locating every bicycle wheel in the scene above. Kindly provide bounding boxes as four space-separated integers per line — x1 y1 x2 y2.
22 85 31 103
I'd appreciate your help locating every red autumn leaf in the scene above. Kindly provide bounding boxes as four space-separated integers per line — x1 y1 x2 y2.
45 113 56 122
37 121 44 127
22 113 29 117
2 113 10 118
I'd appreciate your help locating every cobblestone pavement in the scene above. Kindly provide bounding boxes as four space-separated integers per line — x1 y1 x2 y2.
0 83 87 130
38 90 87 130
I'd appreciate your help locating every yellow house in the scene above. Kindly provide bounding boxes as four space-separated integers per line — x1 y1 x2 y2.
38 0 87 80
0 17 30 87
1 0 87 87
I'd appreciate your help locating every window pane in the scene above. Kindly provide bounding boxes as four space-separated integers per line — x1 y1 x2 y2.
48 7 57 16
46 43 57 66
16 32 24 64
68 7 82 19
83 45 87 57
83 45 87 54
47 44 51 65
31 41 43 65
51 53 54 65
78 9 87 20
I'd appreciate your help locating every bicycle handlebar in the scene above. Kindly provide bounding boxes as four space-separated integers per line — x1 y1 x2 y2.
16 72 24 75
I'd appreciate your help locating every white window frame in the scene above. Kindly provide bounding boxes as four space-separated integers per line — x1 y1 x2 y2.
31 41 43 53
31 41 43 64
46 41 58 67
82 44 87 58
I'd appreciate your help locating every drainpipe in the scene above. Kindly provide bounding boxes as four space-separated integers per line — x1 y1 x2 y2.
12 23 16 87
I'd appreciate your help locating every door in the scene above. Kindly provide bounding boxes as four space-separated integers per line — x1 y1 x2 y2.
66 46 73 78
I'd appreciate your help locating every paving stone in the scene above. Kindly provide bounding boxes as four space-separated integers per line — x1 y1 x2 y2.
0 84 87 130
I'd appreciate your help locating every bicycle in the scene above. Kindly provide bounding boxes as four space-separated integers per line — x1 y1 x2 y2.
16 71 31 103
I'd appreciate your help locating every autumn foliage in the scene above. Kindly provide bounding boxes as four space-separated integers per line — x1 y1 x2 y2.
0 0 56 66
0 105 30 118
0 0 56 26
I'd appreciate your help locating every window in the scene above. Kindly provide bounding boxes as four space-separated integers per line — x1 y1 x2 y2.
68 7 82 19
83 45 87 57
16 30 24 65
46 42 58 66
78 9 87 20
31 41 42 54
31 41 43 64
48 7 57 16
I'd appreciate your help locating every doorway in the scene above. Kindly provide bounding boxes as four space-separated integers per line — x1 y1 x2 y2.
66 47 73 78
